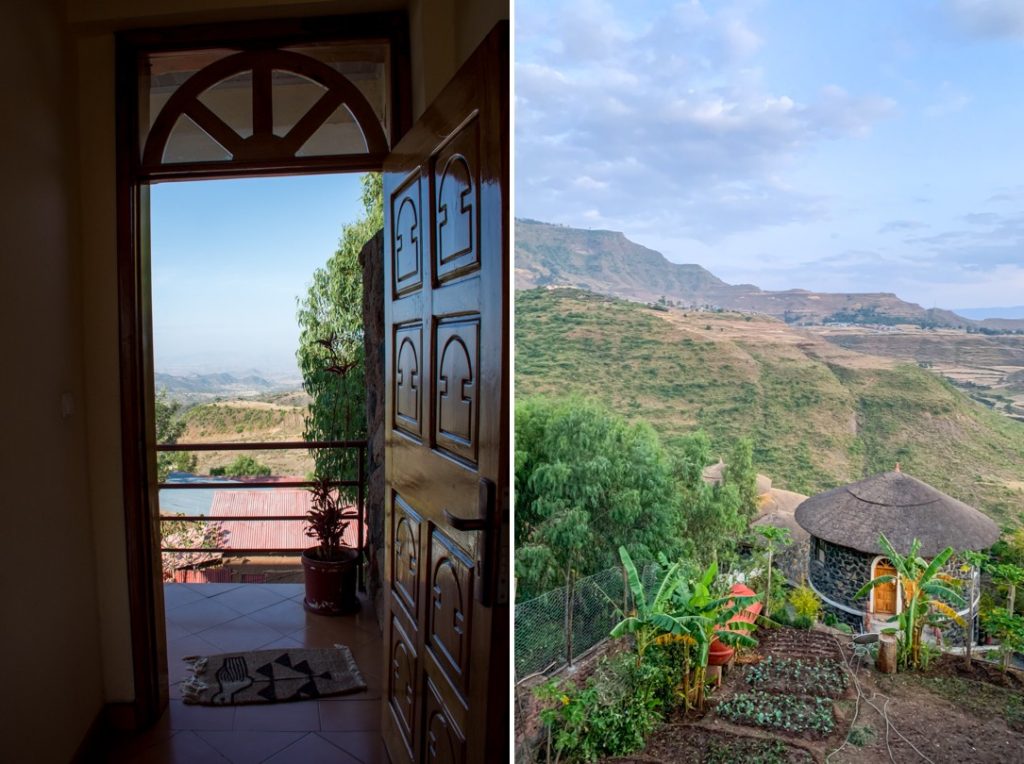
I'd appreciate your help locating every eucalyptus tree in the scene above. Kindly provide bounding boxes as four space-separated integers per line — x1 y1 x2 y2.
515 397 685 603
296 174 381 488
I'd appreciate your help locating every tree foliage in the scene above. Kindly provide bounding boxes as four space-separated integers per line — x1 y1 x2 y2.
668 431 747 567
724 437 758 519
296 174 381 488
214 455 272 477
154 389 196 481
514 397 684 601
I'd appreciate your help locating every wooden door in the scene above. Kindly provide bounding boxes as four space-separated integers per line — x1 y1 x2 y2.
381 24 509 764
874 561 898 614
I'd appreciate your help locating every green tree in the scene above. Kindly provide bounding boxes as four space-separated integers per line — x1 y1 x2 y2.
221 455 272 477
991 562 1024 670
669 432 745 567
514 397 684 603
753 525 791 617
296 174 381 489
723 437 758 519
983 607 1024 673
154 389 196 481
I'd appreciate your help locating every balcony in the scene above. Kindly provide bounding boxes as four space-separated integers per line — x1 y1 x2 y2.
97 440 385 762
102 583 386 762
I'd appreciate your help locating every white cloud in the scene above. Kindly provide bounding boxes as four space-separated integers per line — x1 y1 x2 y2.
516 1 897 240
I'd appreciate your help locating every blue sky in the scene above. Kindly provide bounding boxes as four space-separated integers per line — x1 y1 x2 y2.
151 173 363 376
515 0 1024 311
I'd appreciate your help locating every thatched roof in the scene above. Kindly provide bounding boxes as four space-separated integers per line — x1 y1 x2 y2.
753 489 810 543
794 470 999 557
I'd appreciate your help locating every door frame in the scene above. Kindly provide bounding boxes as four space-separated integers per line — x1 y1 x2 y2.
871 556 901 615
113 14 411 727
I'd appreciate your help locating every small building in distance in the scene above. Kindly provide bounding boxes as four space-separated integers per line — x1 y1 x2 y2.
794 469 1000 637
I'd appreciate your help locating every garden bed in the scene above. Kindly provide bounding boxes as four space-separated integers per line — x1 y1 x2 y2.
755 625 844 661
604 726 813 764
744 655 849 698
715 691 836 739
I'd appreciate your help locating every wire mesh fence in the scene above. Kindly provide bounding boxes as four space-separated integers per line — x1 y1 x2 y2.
514 563 663 680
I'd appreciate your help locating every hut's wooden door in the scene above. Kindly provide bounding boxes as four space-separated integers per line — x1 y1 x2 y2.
381 24 509 764
874 560 898 614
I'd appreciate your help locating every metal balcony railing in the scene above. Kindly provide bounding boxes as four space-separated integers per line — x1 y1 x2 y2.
156 440 367 572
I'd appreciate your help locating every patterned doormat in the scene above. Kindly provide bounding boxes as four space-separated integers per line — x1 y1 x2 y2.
181 645 366 705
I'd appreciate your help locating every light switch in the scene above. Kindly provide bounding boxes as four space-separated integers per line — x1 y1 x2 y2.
61 392 75 419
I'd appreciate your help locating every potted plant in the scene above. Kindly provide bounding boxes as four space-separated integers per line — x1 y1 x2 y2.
302 475 359 614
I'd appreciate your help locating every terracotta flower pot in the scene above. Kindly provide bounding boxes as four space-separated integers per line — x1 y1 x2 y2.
301 546 359 615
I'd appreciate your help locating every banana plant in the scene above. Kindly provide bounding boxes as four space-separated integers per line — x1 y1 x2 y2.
671 564 759 710
855 534 965 670
610 546 696 662
610 548 759 711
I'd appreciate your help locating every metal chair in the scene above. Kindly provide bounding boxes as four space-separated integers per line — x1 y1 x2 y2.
851 632 879 669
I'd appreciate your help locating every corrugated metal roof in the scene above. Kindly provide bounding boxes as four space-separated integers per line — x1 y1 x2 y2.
209 489 366 551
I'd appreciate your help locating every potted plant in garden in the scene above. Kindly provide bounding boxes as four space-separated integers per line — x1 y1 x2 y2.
302 475 359 614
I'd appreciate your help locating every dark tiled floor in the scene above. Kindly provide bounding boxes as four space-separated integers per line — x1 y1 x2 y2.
101 583 388 763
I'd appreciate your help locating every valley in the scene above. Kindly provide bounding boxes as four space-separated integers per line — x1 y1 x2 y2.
515 288 1024 528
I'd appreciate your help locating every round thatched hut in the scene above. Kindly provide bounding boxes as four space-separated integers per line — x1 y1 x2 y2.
794 469 1000 636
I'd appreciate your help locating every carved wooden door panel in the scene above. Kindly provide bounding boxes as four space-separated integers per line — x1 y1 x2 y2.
381 24 509 764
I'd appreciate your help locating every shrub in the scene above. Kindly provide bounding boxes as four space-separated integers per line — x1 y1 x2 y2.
848 725 876 747
223 455 272 477
793 615 814 630
789 585 822 622
535 650 679 762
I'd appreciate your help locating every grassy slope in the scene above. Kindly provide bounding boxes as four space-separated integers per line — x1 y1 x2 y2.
180 396 311 476
516 289 1024 528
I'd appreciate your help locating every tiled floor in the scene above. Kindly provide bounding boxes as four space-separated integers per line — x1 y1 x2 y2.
102 583 389 763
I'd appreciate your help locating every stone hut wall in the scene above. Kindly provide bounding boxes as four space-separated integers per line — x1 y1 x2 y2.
807 535 978 641
776 537 809 586
808 537 873 612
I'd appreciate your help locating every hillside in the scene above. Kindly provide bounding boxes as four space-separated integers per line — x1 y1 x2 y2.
516 219 1024 331
515 288 1024 528
156 371 300 404
179 393 313 476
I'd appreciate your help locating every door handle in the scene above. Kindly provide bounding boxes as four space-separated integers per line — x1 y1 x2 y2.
442 478 505 606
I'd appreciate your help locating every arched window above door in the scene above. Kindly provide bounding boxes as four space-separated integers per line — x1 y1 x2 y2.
127 21 410 181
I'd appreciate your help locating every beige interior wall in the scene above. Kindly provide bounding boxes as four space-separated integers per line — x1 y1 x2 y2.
65 0 507 717
0 1 104 760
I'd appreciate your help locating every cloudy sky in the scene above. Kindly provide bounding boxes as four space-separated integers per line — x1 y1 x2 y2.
515 0 1024 312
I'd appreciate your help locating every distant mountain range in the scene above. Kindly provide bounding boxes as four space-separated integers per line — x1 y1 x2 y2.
957 306 1024 321
515 219 1024 331
155 371 298 402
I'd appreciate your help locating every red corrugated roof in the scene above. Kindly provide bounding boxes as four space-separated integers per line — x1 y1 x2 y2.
209 489 366 551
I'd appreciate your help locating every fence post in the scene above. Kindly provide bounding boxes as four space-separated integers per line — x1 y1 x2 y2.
564 570 575 667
